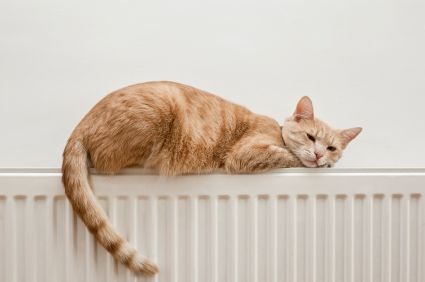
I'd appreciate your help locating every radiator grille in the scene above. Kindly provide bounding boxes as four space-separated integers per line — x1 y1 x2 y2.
0 169 424 282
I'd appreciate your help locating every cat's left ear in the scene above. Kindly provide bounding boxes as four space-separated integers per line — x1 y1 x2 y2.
339 127 362 147
293 96 314 122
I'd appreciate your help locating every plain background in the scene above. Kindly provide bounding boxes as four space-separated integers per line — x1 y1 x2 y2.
0 0 424 168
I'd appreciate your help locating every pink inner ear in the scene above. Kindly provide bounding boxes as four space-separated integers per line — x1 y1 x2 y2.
294 96 314 121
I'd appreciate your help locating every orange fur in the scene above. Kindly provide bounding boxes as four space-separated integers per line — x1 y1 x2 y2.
62 82 361 275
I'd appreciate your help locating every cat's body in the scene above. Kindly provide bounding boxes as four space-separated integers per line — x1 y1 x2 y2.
67 81 300 176
62 81 361 275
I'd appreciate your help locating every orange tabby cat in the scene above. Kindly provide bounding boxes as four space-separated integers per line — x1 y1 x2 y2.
62 81 361 275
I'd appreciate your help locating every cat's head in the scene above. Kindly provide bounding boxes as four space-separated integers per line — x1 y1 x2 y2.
282 96 362 168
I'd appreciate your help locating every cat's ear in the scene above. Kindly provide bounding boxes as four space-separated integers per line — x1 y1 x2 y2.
339 127 362 147
293 96 314 121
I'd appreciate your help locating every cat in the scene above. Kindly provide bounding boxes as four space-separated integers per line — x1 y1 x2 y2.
62 81 361 275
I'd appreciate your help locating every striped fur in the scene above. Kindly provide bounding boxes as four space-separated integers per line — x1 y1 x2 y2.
62 81 361 275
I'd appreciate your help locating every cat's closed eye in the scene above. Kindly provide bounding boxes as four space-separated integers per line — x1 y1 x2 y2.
306 133 315 142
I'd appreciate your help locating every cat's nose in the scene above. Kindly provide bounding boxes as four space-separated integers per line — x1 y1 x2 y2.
315 152 323 160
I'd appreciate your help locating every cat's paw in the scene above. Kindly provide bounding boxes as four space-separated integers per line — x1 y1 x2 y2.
269 145 285 153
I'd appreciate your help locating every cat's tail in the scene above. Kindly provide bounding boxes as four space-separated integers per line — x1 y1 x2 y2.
61 138 159 275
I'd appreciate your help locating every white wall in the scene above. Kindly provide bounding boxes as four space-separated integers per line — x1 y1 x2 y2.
1 0 424 168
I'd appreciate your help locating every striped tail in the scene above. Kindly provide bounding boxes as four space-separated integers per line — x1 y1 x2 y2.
61 138 159 275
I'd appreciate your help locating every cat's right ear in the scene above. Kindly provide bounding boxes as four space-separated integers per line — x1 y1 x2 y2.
293 96 314 122
339 127 363 148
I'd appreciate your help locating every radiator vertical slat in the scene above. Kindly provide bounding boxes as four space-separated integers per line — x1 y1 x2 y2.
326 195 335 282
257 195 268 281
236 196 247 282
411 194 420 282
372 194 387 282
198 196 213 282
362 195 367 282
177 196 191 282
402 196 410 282
45 197 54 282
0 196 6 282
276 196 288 282
25 197 35 282
129 197 137 282
210 196 218 282
347 195 354 282
296 195 308 282
190 196 198 282
419 195 424 282
392 195 402 282
297 195 304 282
0 197 3 282
310 196 316 282
251 196 258 282
231 196 238 282
353 195 367 282
151 197 159 282
157 197 169 282
216 195 230 282
116 196 129 282
408 195 418 282
368 195 373 282
5 197 17 282
315 195 326 282
291 196 297 282
15 197 26 282
277 195 290 282
417 194 423 282
171 197 178 282
372 195 384 282
53 197 61 281
335 195 345 282
269 196 278 282
385 195 392 282
107 197 117 282
65 200 73 282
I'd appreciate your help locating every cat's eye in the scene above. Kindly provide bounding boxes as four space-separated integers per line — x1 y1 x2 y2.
327 146 336 152
306 133 315 142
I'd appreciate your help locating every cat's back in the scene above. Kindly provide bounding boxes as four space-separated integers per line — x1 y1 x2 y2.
76 81 253 141
133 81 254 142
93 80 231 115
93 80 251 126
120 80 235 114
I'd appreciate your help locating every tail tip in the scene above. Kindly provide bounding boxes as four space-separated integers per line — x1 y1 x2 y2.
142 259 160 275
131 257 159 276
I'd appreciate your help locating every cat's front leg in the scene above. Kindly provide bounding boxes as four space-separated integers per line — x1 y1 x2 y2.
224 143 302 173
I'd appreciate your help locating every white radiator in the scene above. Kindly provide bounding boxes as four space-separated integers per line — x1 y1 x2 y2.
0 168 424 282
